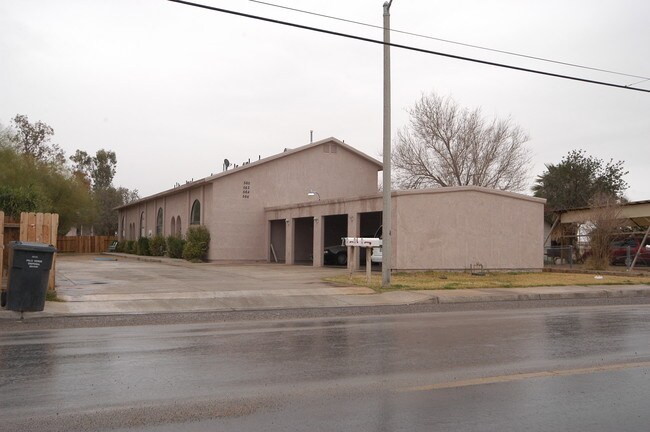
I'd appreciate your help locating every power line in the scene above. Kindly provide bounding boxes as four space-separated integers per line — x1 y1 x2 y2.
247 0 650 83
168 0 650 94
627 78 650 87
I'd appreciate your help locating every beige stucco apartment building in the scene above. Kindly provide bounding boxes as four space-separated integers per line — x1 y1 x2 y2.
117 137 545 271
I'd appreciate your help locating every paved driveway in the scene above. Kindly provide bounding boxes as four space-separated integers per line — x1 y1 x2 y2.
51 254 384 314
4 254 650 318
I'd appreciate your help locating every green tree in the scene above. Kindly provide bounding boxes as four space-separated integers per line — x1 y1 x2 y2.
92 149 117 189
117 186 140 205
70 149 93 184
10 114 65 166
70 149 117 189
532 150 628 210
0 144 93 232
0 123 13 147
0 185 40 219
91 186 139 235
3 116 137 234
69 148 134 235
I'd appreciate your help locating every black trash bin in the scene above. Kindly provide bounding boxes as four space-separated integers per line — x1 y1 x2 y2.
4 241 57 312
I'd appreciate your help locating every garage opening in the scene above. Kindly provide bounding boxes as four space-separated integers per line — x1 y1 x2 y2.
269 219 286 263
359 211 383 269
293 217 314 264
323 214 348 266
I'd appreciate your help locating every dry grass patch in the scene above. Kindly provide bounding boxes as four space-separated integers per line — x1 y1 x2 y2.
325 271 650 292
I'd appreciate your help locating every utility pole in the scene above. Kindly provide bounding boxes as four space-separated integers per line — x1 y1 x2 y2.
382 0 393 288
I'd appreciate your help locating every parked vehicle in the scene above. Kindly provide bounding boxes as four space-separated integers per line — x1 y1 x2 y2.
370 246 382 263
610 238 650 266
371 226 382 263
323 226 382 266
323 244 348 266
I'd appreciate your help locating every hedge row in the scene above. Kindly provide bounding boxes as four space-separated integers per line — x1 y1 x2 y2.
114 225 210 262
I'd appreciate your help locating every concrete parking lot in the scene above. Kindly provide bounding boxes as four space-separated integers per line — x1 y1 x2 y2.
48 254 401 315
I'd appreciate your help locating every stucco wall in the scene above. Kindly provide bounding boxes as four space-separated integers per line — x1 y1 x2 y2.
164 192 189 237
118 183 214 241
393 189 544 270
206 142 380 261
265 187 545 271
117 139 381 261
117 138 544 270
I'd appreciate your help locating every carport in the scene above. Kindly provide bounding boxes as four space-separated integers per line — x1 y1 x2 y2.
356 211 382 268
323 214 348 265
293 217 314 264
269 219 286 263
549 199 650 270
265 194 383 269
320 212 381 267
266 186 545 272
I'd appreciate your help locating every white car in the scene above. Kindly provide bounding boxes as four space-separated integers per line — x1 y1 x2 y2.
370 246 382 263
370 225 383 263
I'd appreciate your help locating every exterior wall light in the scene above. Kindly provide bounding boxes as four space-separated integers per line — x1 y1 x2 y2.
307 190 321 201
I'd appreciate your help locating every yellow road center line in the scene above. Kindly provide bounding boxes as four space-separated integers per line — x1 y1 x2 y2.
401 361 650 393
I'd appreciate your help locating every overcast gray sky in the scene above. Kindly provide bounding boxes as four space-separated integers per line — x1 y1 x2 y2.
1 0 648 200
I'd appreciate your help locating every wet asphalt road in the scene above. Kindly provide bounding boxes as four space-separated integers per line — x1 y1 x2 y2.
1 302 650 431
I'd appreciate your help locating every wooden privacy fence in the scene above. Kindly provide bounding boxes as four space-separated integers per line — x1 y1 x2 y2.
57 236 116 254
1 212 59 291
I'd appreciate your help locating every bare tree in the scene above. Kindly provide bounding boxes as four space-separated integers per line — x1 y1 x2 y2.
393 92 532 191
585 193 622 270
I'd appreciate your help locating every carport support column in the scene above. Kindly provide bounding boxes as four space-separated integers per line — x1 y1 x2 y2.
630 224 650 271
347 213 360 272
285 218 294 265
312 217 324 267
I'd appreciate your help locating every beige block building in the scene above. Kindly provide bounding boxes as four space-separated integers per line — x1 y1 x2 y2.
117 137 545 271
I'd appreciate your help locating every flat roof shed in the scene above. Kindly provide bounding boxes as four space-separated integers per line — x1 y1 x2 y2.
266 186 545 271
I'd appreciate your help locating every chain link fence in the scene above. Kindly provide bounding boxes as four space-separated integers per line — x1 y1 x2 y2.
544 246 577 268
544 243 649 269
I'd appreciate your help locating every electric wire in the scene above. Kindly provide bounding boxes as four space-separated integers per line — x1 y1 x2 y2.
247 0 650 83
626 78 650 87
168 0 650 94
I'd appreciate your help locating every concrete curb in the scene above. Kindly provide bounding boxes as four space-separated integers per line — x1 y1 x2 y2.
102 253 196 267
2 285 650 319
101 253 271 267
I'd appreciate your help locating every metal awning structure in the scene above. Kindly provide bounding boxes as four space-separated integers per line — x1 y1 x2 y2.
557 200 650 227
549 200 650 271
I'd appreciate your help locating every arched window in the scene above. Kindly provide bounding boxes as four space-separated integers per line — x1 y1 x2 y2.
121 216 125 240
170 216 176 237
156 208 163 236
190 200 201 225
139 212 145 238
176 216 182 237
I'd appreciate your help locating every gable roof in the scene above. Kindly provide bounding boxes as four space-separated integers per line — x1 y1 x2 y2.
116 137 382 210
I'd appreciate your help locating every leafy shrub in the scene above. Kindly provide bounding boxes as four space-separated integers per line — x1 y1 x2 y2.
166 235 185 259
136 237 151 256
182 225 210 261
126 240 136 254
115 241 126 253
149 235 167 257
0 185 40 219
